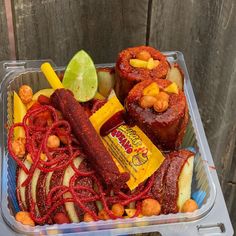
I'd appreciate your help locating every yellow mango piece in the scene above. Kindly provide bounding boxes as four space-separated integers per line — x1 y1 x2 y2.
26 100 36 110
41 63 64 90
94 91 105 100
147 58 160 69
32 88 54 101
147 58 154 69
154 60 160 67
14 92 26 138
125 209 143 218
164 82 179 94
129 59 148 68
142 82 159 97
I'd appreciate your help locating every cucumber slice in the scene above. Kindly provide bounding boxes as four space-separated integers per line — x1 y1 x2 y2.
97 69 115 97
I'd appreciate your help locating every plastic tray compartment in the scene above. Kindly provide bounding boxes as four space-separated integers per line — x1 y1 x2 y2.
0 53 216 235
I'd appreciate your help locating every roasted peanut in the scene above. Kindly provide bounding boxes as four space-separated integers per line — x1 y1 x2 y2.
111 203 124 217
181 199 198 213
15 211 35 226
153 100 169 113
84 213 95 222
12 137 26 158
153 91 169 112
136 50 151 61
156 91 169 101
98 209 110 220
19 85 33 104
154 60 160 67
140 95 157 108
47 135 60 148
142 82 159 97
141 198 161 216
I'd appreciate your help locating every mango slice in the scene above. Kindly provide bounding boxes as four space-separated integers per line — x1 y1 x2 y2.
32 88 54 101
166 66 183 90
142 82 159 97
130 58 160 70
129 59 148 68
14 91 26 138
41 63 64 90
147 58 155 69
164 82 179 94
147 58 160 70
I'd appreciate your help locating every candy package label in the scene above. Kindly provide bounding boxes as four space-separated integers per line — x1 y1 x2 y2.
90 95 165 190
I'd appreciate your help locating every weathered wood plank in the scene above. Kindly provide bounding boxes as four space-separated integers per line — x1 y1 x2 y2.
222 139 236 230
149 0 236 229
149 0 236 182
0 0 10 60
12 0 149 66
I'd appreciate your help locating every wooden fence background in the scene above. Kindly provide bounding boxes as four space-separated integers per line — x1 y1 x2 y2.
0 0 236 231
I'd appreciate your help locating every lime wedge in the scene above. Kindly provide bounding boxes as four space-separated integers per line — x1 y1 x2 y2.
62 50 98 102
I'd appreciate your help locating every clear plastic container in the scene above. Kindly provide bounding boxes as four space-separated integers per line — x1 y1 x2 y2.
0 53 233 235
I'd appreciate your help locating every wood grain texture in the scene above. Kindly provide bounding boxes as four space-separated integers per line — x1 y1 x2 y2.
149 0 236 229
148 0 235 179
0 0 10 60
12 0 149 66
223 140 236 230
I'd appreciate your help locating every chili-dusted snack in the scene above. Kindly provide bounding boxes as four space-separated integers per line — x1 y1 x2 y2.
141 198 161 216
89 95 165 190
126 79 188 150
15 211 35 226
10 89 195 226
181 199 198 213
150 149 194 214
50 89 130 190
7 50 198 227
115 46 170 102
19 85 33 104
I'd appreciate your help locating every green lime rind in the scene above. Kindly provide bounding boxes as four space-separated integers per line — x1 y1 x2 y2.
62 50 98 102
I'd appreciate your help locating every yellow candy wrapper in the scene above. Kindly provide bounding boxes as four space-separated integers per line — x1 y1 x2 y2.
89 95 165 190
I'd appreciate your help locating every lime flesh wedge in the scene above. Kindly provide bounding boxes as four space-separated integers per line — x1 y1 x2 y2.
62 50 98 102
